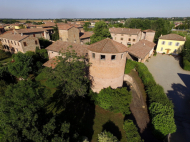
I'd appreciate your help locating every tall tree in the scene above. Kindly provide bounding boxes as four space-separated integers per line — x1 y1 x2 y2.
83 22 91 31
90 21 111 44
0 80 70 141
52 25 59 41
44 49 90 97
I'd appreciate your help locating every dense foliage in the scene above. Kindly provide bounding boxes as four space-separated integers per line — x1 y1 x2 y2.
149 103 176 138
123 120 143 142
124 59 137 74
43 49 90 97
0 80 70 141
0 50 12 60
91 87 132 115
98 131 118 142
90 21 111 44
51 25 59 41
83 22 91 31
0 19 20 24
38 38 52 49
182 37 190 70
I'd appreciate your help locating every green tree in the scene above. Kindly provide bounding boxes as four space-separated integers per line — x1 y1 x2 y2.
83 22 91 31
91 87 132 115
90 21 111 44
0 80 70 142
8 52 33 79
182 36 190 61
25 20 32 23
98 131 118 142
149 102 176 138
123 120 143 142
18 24 25 29
51 25 59 41
38 38 52 49
44 49 90 97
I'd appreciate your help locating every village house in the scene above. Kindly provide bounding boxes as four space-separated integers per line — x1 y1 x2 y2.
156 34 186 54
58 24 92 44
14 28 53 40
0 31 40 53
109 28 142 47
127 39 156 63
141 29 155 42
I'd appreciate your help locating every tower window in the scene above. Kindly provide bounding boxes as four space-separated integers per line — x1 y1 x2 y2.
121 54 123 59
101 55 106 60
111 55 116 60
92 53 95 58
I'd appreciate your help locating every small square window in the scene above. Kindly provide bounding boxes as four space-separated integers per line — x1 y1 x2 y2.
23 42 27 46
33 34 35 37
176 42 180 46
162 41 165 45
128 38 131 41
168 42 172 46
121 38 123 40
111 55 116 60
35 40 38 45
92 53 95 58
133 39 135 42
101 55 105 60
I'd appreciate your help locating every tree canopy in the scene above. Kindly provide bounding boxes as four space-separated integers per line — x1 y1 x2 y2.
90 21 111 44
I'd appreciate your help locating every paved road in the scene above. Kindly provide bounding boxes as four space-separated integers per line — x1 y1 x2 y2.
145 54 190 142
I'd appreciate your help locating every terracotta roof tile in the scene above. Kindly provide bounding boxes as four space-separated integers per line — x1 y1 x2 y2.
159 34 186 41
80 32 93 39
109 28 141 35
58 24 73 30
0 31 29 41
45 40 88 57
15 28 48 34
88 38 128 53
128 39 156 59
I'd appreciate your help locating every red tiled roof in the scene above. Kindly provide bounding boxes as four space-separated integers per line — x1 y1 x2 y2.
15 28 48 34
45 40 88 57
80 32 93 39
43 57 58 69
128 39 156 59
88 38 128 53
58 24 73 30
159 34 186 41
142 29 155 32
109 28 141 35
0 31 29 41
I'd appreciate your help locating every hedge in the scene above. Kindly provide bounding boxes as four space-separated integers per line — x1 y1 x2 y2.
183 57 190 71
125 60 176 139
125 59 137 74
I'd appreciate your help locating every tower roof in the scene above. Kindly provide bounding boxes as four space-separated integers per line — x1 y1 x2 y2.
88 38 128 53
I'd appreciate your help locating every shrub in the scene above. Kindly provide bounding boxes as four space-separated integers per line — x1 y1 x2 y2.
149 103 176 138
123 120 143 142
153 51 157 56
98 130 118 142
125 59 137 74
183 57 190 71
0 50 12 60
92 87 132 115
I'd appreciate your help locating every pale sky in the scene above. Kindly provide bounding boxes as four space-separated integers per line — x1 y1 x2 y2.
0 0 190 18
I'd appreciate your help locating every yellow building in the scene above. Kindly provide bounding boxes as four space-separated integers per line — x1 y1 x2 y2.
156 34 186 54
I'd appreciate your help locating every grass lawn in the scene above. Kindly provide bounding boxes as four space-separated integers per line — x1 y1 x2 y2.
36 72 127 142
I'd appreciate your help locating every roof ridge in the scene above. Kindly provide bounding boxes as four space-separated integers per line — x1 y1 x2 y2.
99 38 109 52
110 39 119 53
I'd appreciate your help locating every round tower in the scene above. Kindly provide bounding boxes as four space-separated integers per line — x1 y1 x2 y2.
88 38 128 93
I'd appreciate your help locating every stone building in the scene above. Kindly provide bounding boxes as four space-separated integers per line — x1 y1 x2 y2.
141 29 155 42
14 28 53 40
127 39 156 63
109 27 141 47
0 31 40 53
58 24 92 44
88 38 128 92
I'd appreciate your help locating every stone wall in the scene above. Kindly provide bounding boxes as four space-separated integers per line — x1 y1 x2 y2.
81 38 90 44
22 37 40 53
68 27 80 43
59 30 68 41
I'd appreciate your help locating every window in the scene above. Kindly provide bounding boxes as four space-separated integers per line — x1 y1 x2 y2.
42 33 44 36
14 41 16 45
11 41 13 44
162 41 165 45
121 38 123 40
100 55 106 60
161 47 163 51
121 54 123 59
176 42 180 46
128 38 131 41
18 42 19 46
168 42 172 46
33 34 35 37
35 40 38 45
23 42 27 46
92 53 95 58
111 55 116 60
52 52 53 53
133 39 135 42
8 40 9 43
